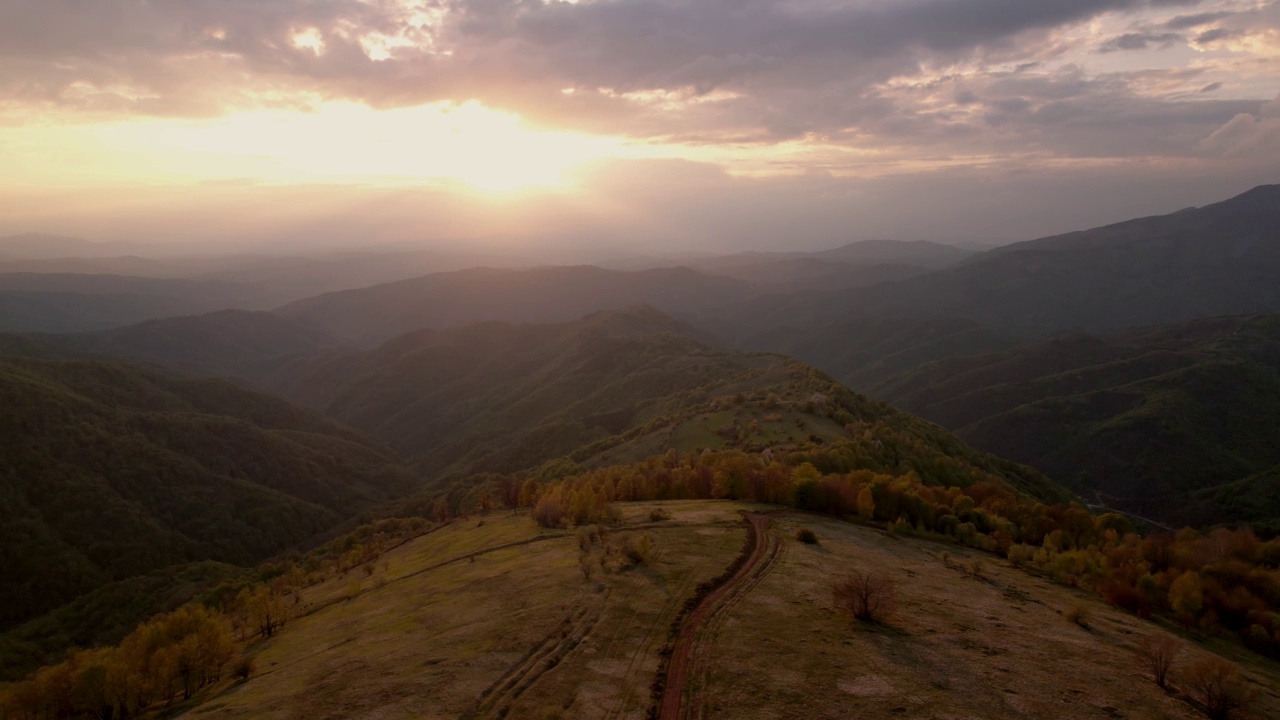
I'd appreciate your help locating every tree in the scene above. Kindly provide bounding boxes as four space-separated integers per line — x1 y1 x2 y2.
856 486 875 521
833 570 896 622
238 587 288 638
791 463 822 510
1169 571 1204 626
1135 634 1181 689
533 490 566 528
518 479 540 508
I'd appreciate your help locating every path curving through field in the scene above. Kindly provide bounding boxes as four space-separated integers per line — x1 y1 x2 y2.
658 513 781 720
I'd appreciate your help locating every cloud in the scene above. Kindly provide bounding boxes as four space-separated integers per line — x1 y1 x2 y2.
2 0 1275 203
1200 94 1280 158
0 0 1218 127
1097 32 1184 53
1162 10 1234 29
1194 27 1238 44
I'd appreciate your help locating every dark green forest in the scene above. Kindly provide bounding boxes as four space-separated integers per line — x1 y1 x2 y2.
875 314 1280 532
0 357 411 631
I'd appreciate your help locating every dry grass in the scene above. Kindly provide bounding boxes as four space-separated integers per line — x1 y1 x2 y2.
691 515 1280 720
178 504 1280 720
180 501 754 720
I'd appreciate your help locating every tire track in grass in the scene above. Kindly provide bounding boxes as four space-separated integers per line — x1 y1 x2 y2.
601 523 742 720
650 513 781 720
686 523 783 719
460 591 609 720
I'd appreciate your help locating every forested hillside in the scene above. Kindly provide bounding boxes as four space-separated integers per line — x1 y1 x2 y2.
0 357 412 630
260 307 1067 503
876 314 1280 531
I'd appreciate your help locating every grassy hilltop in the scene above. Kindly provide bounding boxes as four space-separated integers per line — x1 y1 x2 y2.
172 502 1280 720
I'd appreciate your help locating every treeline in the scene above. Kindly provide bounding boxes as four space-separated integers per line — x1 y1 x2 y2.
0 605 235 720
0 562 247 685
0 518 434 719
513 448 1280 658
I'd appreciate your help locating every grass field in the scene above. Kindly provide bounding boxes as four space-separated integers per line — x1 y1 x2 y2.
696 514 1280 719
179 502 1280 720
586 408 852 469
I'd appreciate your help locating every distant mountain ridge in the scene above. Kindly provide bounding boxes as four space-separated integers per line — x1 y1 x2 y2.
276 265 760 346
774 184 1280 337
603 239 973 291
704 183 1280 390
0 310 348 378
0 273 286 333
0 234 120 260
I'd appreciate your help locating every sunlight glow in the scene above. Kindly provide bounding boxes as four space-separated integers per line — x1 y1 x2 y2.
76 102 634 194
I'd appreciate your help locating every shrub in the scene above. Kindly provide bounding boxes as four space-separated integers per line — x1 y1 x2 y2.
622 533 654 565
577 525 602 551
1007 544 1034 568
233 657 255 681
533 494 566 528
796 528 819 545
1065 603 1091 629
579 552 599 582
649 508 671 523
1135 634 1181 689
833 570 897 622
1183 656 1254 720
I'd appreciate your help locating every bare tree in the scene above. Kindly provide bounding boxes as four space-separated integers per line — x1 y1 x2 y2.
833 570 897 622
1135 634 1181 689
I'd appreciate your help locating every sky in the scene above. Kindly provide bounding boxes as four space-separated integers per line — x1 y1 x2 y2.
1 0 1278 256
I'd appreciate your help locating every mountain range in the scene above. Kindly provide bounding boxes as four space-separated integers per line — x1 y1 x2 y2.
5 185 1280 707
